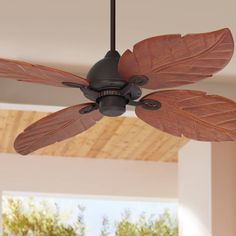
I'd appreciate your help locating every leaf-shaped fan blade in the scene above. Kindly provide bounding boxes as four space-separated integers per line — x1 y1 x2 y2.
0 58 88 87
14 103 103 155
136 90 236 141
119 28 234 89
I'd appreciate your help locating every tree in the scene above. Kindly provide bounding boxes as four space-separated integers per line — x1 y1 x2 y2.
115 211 138 236
115 210 178 236
3 197 178 236
2 198 86 236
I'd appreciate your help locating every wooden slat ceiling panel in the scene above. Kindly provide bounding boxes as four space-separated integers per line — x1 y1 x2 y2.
0 110 188 161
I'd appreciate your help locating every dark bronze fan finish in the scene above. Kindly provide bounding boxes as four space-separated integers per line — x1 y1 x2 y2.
1 0 236 155
63 50 147 117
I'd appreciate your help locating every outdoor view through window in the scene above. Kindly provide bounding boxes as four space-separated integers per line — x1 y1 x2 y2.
2 192 178 236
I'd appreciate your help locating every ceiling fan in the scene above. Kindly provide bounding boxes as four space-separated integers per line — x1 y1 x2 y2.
0 0 235 155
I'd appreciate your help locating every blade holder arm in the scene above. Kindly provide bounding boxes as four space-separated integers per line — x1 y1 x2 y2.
79 103 99 114
128 99 161 110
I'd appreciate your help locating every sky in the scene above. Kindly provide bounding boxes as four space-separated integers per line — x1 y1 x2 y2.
3 192 178 235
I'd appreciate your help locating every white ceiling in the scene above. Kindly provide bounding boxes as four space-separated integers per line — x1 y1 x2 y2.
0 0 236 107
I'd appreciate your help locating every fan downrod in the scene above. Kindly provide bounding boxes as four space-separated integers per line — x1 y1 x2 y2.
63 0 158 117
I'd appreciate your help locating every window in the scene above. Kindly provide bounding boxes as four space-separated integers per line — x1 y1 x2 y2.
3 191 178 236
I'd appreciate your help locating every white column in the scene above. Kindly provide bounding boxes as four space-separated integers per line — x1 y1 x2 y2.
212 142 236 236
179 141 212 236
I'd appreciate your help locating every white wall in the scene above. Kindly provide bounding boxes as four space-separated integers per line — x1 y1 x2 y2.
0 153 178 198
179 141 212 236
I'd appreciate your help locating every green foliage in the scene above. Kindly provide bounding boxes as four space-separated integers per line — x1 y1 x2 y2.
115 211 138 236
115 210 178 236
2 197 178 236
2 198 86 236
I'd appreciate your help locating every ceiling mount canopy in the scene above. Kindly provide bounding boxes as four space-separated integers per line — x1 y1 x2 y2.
0 0 234 155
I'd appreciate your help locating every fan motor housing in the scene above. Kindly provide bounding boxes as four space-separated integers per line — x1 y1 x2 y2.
86 50 129 117
87 50 126 90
